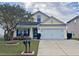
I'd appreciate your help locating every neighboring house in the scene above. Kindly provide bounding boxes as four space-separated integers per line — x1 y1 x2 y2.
67 15 79 39
14 11 67 40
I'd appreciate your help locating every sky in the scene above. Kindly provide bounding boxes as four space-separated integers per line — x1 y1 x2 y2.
0 2 78 23
24 2 79 23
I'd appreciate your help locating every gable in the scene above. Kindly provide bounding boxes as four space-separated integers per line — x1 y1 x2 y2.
32 11 50 23
42 16 65 25
32 11 65 25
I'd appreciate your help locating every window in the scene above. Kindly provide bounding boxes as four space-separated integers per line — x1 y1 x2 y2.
16 29 30 36
17 30 22 36
74 20 77 24
37 15 41 23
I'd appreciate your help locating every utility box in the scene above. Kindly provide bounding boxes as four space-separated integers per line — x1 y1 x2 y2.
67 33 72 39
37 33 41 39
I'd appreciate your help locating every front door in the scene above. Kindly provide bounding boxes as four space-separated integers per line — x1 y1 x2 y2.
23 29 30 36
33 28 38 38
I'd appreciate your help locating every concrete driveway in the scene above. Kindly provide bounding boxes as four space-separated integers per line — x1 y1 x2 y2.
37 40 79 56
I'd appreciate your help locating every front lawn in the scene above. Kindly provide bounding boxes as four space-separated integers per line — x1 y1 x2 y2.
72 38 79 41
0 39 39 56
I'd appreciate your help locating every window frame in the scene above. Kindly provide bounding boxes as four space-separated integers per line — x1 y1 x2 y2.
37 15 41 23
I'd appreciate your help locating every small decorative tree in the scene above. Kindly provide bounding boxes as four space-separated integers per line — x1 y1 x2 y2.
23 40 28 53
23 37 31 53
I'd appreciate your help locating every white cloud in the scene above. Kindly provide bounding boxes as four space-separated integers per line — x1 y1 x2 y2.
24 2 78 23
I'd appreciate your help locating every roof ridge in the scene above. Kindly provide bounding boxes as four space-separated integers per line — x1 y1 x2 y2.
50 16 65 24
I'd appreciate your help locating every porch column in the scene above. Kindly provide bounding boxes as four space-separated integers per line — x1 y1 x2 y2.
13 30 16 37
30 28 33 38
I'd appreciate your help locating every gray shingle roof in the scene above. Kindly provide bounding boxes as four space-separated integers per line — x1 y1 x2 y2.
16 22 39 25
67 15 79 23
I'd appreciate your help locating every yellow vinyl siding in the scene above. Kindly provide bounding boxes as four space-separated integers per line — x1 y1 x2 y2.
39 26 65 28
33 11 64 25
33 13 49 23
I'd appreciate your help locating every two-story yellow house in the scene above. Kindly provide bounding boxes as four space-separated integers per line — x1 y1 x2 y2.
14 11 67 40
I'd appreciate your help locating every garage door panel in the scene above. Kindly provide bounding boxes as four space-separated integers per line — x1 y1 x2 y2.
40 28 64 39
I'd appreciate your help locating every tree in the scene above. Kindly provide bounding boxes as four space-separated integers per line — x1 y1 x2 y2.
0 3 28 40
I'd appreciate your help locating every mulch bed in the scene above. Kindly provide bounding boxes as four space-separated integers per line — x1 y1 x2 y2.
5 40 19 44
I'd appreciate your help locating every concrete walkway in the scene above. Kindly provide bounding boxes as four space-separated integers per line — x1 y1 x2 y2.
37 40 79 56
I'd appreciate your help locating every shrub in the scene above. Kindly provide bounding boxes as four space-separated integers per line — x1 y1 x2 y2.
13 36 24 40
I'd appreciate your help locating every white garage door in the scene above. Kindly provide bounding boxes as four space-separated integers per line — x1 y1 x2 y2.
40 28 64 39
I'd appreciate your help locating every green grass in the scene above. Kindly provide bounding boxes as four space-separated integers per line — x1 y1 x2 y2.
0 39 39 56
69 38 79 41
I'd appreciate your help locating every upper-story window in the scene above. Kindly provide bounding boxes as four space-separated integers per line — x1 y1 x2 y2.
37 15 41 23
74 19 77 24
